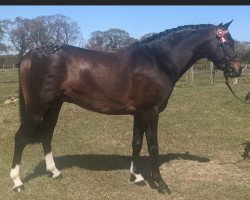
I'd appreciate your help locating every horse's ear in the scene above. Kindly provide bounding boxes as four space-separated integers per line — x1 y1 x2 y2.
222 20 233 29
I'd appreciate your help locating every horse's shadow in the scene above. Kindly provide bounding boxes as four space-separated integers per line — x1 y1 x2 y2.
23 152 210 184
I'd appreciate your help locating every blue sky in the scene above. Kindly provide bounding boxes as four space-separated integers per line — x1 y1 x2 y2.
0 6 250 42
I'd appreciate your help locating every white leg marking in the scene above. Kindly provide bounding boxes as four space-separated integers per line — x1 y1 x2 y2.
45 152 61 178
130 161 144 183
10 164 23 189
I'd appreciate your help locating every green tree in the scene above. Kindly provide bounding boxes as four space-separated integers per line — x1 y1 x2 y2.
0 20 9 53
86 28 137 52
31 14 82 45
243 49 250 64
2 17 32 55
140 32 156 41
2 14 83 55
234 40 250 62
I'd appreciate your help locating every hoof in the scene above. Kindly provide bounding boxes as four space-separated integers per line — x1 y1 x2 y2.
158 185 171 194
13 185 25 192
130 174 135 182
135 180 146 186
53 174 63 179
130 174 145 185
49 172 63 179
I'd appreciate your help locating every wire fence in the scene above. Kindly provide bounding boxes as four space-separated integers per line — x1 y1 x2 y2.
182 63 250 86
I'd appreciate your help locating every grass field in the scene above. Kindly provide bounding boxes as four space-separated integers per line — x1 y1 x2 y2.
0 69 250 200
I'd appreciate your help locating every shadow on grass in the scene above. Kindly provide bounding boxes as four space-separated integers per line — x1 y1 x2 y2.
23 152 210 184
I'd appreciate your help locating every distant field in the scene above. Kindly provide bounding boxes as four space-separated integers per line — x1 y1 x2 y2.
0 69 249 200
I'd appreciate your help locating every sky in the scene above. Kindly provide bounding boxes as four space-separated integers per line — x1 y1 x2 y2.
0 6 250 42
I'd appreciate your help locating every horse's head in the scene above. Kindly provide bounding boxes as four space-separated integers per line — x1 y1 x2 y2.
208 20 241 78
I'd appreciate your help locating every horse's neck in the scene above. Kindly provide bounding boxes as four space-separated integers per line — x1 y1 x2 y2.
152 32 212 83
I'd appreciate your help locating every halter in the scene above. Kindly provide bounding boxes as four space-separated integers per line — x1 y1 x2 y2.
213 29 249 104
214 29 231 68
213 28 239 76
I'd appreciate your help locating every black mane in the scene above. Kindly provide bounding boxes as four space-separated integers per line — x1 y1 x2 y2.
133 24 215 46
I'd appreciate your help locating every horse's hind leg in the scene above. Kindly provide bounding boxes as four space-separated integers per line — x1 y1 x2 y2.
130 114 145 184
10 127 27 192
41 101 62 178
10 114 42 192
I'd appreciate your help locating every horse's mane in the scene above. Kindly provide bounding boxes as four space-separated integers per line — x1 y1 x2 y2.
132 24 215 46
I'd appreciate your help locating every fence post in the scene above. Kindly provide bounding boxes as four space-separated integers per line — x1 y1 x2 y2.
233 78 238 84
210 62 214 85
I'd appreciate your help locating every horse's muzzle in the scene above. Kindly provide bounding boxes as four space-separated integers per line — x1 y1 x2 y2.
224 66 242 78
224 59 242 78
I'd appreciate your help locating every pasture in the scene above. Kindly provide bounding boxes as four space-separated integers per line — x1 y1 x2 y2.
0 69 249 200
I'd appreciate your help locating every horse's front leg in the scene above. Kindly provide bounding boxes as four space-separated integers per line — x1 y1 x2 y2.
130 114 145 185
141 107 171 194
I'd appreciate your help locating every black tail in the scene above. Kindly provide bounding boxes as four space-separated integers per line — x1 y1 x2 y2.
17 54 25 124
18 67 43 144
18 74 25 125
17 53 46 144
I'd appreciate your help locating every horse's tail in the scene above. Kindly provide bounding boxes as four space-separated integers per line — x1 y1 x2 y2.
17 54 25 124
18 72 25 125
17 51 46 144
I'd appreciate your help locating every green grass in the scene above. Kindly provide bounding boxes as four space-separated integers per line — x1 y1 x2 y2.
0 69 249 200
0 69 19 104
0 69 18 82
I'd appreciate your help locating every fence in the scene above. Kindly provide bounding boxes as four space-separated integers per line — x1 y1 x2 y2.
0 54 18 70
183 62 250 86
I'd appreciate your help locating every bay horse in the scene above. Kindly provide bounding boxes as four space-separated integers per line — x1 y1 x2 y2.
10 21 241 194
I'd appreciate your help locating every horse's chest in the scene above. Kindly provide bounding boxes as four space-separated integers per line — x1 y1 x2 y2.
128 75 173 110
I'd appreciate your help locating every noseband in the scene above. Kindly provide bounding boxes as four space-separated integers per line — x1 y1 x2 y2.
214 29 249 104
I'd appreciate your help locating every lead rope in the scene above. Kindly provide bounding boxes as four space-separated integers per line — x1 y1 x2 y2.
223 73 250 165
224 76 250 104
224 76 250 164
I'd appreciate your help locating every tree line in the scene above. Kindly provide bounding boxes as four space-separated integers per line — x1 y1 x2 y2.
0 14 250 69
0 14 140 55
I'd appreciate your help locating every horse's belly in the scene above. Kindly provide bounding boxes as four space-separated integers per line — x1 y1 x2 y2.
60 89 135 115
